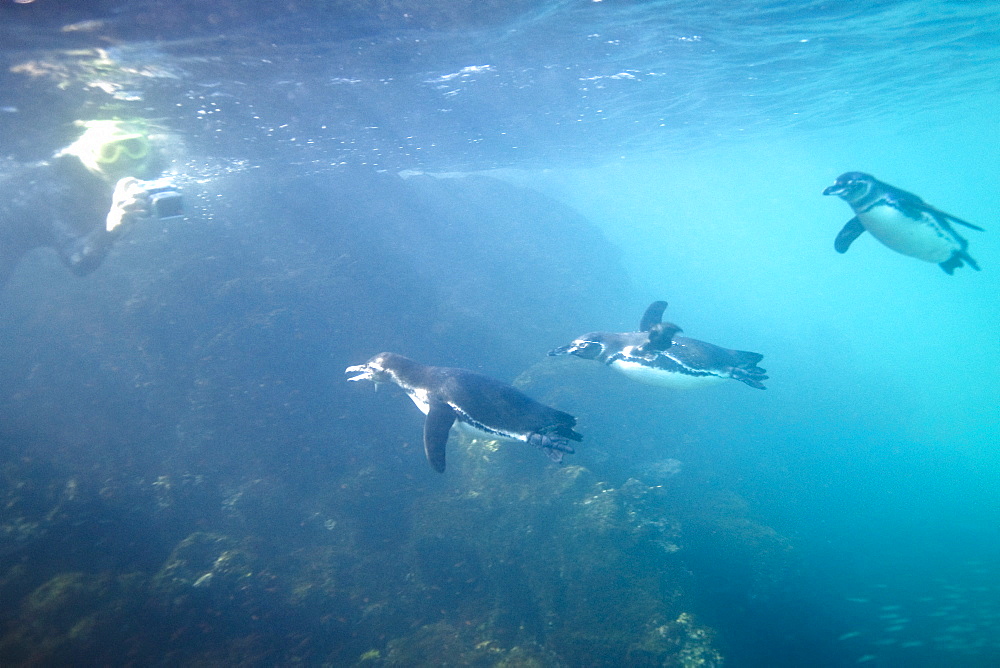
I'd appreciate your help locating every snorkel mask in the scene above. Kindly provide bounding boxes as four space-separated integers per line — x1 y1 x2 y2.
57 119 157 181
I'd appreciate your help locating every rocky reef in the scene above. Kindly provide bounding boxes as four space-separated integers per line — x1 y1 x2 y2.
1 437 733 666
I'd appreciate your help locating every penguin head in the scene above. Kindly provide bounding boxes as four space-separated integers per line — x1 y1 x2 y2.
823 172 876 204
346 352 409 385
548 334 607 361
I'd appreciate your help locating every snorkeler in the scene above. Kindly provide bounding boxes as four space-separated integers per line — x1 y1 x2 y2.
0 119 181 288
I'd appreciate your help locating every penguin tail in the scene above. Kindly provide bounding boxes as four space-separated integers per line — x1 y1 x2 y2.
732 350 765 369
934 208 984 232
551 424 584 443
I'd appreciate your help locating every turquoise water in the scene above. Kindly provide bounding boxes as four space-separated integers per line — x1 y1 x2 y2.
507 99 1000 455
1 1 999 665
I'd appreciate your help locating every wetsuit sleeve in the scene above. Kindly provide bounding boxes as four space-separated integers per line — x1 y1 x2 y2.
0 158 118 279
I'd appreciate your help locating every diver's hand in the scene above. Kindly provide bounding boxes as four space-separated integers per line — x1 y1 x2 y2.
106 177 152 233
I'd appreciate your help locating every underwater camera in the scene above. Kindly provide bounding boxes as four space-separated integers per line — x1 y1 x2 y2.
143 179 184 221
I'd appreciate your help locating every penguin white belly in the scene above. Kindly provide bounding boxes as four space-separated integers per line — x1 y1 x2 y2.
611 359 726 389
860 210 957 263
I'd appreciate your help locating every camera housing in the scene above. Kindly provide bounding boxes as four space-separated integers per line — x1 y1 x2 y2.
142 179 184 221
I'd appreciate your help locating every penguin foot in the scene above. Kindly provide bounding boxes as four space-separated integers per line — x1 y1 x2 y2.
939 250 980 275
527 432 575 463
731 367 768 389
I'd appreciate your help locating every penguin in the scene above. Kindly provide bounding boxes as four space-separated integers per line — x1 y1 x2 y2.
823 172 983 274
549 301 767 390
346 352 581 472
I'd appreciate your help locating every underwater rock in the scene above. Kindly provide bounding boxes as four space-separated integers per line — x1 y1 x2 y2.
626 613 724 667
365 621 564 668
0 570 154 665
23 572 108 633
155 532 255 597
683 489 795 592
394 448 711 665
0 451 76 562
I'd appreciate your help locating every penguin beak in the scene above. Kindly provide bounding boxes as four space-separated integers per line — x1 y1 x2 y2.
823 183 845 196
345 363 374 382
548 344 574 356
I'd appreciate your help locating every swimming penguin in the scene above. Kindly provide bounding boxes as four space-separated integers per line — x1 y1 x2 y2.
823 172 983 274
346 352 581 472
549 301 768 389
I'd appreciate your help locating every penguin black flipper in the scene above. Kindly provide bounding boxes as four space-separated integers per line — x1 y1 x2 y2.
834 217 866 254
638 301 681 353
639 301 669 332
643 322 681 352
424 400 456 473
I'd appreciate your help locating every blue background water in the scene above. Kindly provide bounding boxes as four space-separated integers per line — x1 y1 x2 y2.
517 105 1000 664
1 1 998 666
